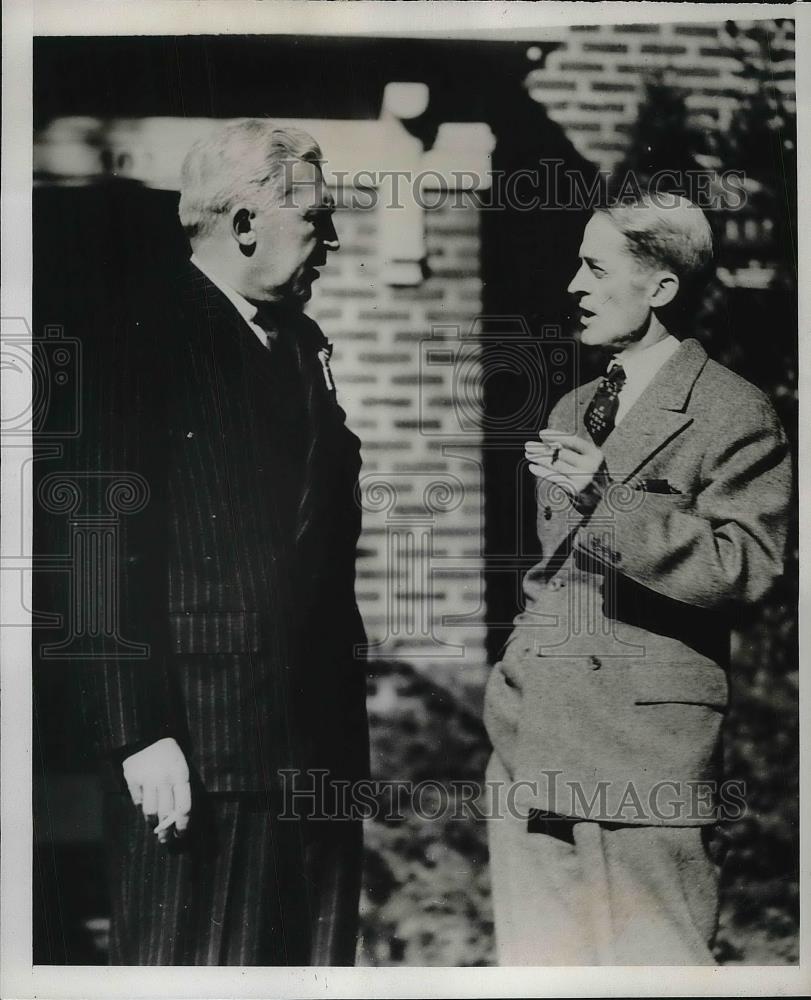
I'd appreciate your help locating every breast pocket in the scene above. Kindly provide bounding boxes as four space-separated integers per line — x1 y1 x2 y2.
635 488 694 513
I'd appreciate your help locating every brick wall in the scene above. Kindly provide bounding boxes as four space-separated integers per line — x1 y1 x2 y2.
309 17 796 695
530 19 795 172
307 200 489 697
33 18 795 698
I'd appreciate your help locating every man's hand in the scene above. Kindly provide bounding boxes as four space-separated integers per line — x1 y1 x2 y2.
122 737 191 844
525 430 609 502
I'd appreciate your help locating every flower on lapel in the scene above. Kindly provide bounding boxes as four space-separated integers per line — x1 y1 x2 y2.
317 341 335 391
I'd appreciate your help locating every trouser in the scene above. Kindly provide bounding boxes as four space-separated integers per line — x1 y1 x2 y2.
105 791 362 966
486 753 721 966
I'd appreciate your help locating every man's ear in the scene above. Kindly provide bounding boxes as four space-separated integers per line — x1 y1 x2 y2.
230 206 256 253
650 271 679 309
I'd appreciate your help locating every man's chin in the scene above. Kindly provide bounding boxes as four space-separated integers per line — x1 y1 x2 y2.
296 272 319 302
578 323 630 350
578 324 608 347
281 280 313 307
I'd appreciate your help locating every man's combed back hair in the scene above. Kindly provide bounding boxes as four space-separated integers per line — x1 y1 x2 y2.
595 194 715 331
178 118 323 240
596 194 714 284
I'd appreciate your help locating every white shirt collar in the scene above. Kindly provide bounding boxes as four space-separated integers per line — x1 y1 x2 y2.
612 334 680 389
190 254 267 344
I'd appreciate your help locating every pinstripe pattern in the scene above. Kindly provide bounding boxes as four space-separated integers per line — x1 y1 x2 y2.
35 283 175 753
305 820 363 966
43 262 369 963
163 271 305 791
56 264 368 787
106 794 313 965
167 612 262 655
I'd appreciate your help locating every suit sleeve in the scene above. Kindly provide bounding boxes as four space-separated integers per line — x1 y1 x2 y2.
534 392 589 546
70 317 173 755
574 396 792 609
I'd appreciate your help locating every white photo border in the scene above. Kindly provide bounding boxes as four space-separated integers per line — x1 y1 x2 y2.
3 2 807 997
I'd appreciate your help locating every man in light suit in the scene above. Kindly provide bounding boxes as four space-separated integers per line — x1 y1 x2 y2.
483 195 791 964
39 119 368 964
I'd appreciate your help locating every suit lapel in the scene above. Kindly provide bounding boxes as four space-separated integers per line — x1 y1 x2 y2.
273 308 331 545
593 338 708 482
181 263 276 381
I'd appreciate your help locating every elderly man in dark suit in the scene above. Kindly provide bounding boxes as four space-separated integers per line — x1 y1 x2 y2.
58 119 368 965
483 195 791 964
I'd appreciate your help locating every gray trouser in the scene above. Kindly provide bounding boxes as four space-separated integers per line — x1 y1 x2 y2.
486 753 721 965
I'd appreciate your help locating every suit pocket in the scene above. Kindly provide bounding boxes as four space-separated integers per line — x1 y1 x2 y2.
629 661 729 710
635 488 693 511
167 611 262 654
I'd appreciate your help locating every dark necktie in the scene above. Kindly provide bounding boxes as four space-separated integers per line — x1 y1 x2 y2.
584 362 627 445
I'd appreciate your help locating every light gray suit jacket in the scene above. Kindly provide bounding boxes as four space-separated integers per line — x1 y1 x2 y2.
483 338 792 825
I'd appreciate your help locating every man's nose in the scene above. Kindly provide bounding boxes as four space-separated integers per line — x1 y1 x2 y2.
567 261 587 295
322 216 340 253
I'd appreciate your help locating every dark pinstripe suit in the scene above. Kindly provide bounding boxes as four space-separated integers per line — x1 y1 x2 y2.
52 262 368 963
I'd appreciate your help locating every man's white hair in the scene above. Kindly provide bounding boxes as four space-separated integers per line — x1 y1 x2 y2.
178 118 323 240
596 193 714 284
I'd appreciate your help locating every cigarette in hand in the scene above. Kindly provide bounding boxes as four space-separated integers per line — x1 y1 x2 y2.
154 811 180 835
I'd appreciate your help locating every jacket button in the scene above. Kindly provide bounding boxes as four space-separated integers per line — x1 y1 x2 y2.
543 506 552 521
589 655 602 670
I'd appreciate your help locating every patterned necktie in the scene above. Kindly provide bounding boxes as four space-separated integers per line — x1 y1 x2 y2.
584 362 627 445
